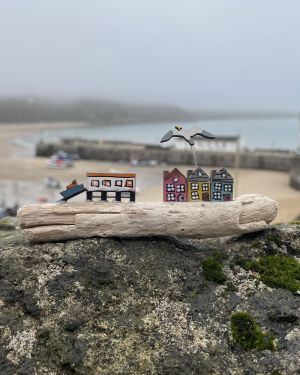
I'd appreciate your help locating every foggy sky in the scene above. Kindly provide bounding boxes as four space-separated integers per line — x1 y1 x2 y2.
1 0 300 110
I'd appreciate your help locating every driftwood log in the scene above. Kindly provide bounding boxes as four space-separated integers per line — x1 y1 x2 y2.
17 194 278 243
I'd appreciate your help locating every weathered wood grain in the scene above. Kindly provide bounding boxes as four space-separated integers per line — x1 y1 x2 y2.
18 194 278 243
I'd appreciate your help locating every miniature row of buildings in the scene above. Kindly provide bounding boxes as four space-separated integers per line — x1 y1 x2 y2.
59 173 136 202
163 167 234 202
59 168 232 204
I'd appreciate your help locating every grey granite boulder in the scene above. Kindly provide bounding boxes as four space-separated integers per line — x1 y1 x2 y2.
0 225 299 374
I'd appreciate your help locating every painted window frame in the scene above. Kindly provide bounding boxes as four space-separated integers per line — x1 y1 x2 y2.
176 184 185 193
224 184 232 192
102 180 111 187
213 191 222 200
191 182 199 191
125 179 134 188
166 183 175 192
214 182 222 191
91 180 100 187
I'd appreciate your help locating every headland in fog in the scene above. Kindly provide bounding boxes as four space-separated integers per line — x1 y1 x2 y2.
0 98 297 124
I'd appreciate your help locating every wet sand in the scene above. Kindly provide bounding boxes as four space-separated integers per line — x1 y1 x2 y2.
0 123 300 223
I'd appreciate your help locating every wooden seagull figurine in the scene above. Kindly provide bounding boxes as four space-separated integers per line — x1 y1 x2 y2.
160 125 215 146
160 125 216 168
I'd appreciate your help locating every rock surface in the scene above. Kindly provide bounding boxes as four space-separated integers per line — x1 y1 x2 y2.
0 225 299 374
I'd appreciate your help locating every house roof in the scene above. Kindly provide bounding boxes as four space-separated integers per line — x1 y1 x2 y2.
187 168 210 182
211 167 233 182
87 173 136 178
163 168 187 181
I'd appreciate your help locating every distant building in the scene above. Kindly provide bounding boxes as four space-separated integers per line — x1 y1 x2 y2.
171 135 242 153
163 168 187 202
187 168 210 201
210 168 233 202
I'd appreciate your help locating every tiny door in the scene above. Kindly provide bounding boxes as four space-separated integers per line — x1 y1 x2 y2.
202 192 209 201
223 194 232 202
177 193 186 202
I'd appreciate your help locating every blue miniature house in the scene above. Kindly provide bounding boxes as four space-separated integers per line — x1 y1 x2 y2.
210 167 233 202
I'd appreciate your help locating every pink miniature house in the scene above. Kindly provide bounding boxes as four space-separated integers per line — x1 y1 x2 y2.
163 168 188 202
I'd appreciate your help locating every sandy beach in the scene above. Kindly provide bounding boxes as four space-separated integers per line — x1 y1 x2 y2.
0 122 86 159
0 122 300 223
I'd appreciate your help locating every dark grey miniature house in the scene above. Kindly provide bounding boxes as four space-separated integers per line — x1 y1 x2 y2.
210 167 233 202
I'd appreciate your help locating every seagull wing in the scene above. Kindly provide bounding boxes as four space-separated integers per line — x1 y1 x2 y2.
191 128 215 139
160 130 174 143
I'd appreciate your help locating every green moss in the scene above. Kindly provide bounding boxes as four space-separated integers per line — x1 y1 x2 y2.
231 312 276 351
266 234 283 247
202 255 226 284
252 241 261 249
245 255 300 292
290 221 300 225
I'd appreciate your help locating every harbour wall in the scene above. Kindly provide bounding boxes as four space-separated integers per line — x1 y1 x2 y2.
290 154 300 190
36 140 299 188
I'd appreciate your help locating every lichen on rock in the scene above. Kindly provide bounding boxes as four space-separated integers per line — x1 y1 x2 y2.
6 329 36 364
0 225 300 374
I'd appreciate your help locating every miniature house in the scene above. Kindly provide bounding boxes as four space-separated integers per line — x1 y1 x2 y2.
86 173 136 202
187 168 210 201
210 167 233 202
163 168 187 202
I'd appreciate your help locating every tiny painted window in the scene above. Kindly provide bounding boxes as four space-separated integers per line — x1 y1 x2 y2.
166 193 175 201
166 183 175 192
125 179 133 188
221 172 227 178
102 180 111 187
191 183 199 191
213 191 221 200
176 184 185 192
115 180 122 187
214 182 222 190
91 180 99 187
191 191 199 200
224 184 232 192
173 177 179 183
202 183 209 191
